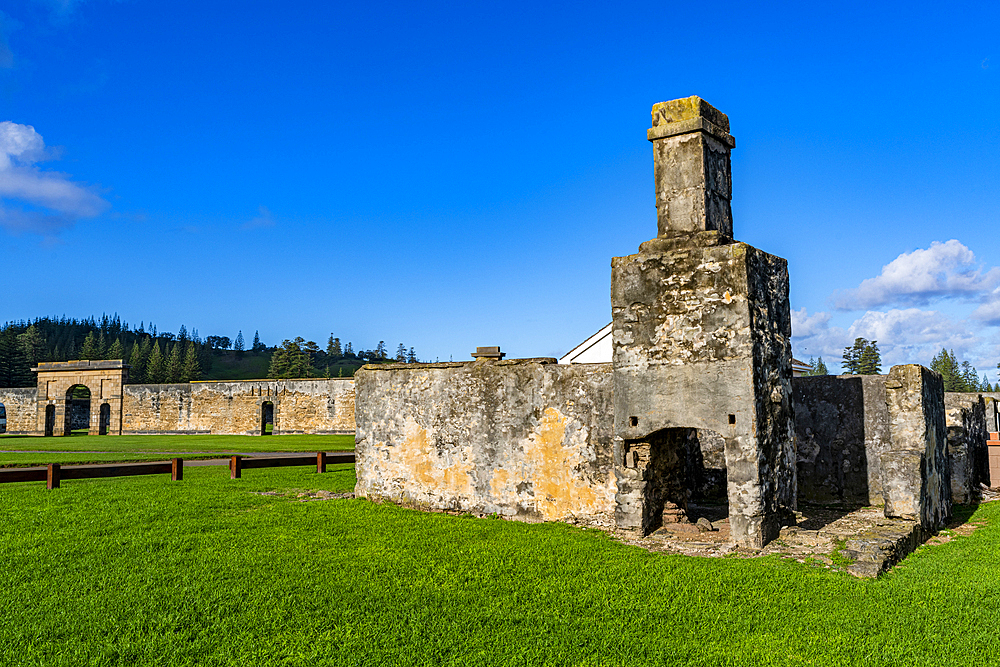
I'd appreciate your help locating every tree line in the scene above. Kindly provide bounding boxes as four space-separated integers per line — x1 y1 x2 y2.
0 315 423 386
266 335 420 379
802 340 997 391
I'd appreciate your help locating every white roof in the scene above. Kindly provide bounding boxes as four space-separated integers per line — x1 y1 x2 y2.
559 323 613 364
561 322 815 373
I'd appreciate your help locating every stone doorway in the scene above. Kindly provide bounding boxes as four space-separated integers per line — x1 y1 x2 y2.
261 401 274 435
44 404 55 436
99 403 111 435
66 385 90 435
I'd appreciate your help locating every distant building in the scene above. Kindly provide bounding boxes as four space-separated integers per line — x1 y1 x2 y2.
560 323 814 377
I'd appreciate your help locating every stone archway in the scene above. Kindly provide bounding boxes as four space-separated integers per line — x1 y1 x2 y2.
31 360 129 436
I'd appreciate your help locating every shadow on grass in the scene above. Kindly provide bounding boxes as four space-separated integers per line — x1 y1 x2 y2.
946 501 981 529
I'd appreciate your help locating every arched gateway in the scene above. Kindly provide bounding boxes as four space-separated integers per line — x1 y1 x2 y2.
31 360 128 436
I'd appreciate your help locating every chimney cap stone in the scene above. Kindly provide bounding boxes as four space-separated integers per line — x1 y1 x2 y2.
471 346 505 359
647 96 734 148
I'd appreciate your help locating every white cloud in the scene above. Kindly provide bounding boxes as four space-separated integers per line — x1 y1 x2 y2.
971 287 1000 325
791 307 831 338
846 308 978 367
0 121 109 235
832 240 1000 310
790 307 849 364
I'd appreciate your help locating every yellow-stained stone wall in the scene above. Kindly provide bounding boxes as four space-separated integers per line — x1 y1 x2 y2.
122 379 355 434
354 359 616 526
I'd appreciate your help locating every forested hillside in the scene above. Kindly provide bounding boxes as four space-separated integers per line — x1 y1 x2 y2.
0 315 419 386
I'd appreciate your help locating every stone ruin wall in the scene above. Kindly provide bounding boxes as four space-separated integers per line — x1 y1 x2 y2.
0 388 40 434
122 379 356 435
354 359 616 525
943 392 989 504
792 374 891 505
882 365 952 528
0 379 355 436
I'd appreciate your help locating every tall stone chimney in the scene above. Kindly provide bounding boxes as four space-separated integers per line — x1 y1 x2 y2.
611 96 795 549
648 96 735 239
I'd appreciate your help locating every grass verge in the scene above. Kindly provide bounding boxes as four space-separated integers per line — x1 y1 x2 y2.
1 467 999 666
0 433 355 454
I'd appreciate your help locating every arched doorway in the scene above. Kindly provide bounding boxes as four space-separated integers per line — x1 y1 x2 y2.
261 401 274 435
65 385 91 436
98 403 111 435
44 404 55 436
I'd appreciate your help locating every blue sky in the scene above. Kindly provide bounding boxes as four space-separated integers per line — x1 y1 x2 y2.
1 0 998 373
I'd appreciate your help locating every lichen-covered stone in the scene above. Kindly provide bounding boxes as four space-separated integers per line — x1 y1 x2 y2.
647 96 735 239
792 375 890 505
882 365 951 529
611 235 795 548
354 359 616 524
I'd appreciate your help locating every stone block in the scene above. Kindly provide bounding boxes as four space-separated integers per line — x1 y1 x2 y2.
882 365 951 529
647 96 735 239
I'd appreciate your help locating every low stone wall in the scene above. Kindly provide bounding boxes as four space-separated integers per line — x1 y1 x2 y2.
121 379 355 435
354 359 616 524
944 393 988 504
0 388 39 434
792 375 890 505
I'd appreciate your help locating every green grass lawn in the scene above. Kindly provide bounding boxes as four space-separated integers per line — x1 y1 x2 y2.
0 433 355 455
1 464 999 666
0 452 225 467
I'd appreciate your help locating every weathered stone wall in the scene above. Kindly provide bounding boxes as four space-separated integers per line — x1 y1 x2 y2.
792 375 890 505
354 359 616 524
121 379 355 435
0 388 38 434
883 365 951 530
944 393 988 504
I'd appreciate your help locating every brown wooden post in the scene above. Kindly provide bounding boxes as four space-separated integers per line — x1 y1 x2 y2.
47 463 60 490
316 451 326 474
230 455 242 479
171 458 183 481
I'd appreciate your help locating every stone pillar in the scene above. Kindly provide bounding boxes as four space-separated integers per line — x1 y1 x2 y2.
648 96 735 239
612 97 796 548
882 365 951 529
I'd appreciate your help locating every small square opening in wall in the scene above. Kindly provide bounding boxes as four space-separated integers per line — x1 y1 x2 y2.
629 416 639 427
728 414 736 425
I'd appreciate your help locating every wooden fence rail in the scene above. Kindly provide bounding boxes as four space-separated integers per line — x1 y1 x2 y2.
0 459 184 489
229 451 355 479
0 451 355 489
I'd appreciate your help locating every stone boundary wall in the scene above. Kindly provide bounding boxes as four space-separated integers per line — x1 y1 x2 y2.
792 375 890 505
0 388 40 434
122 379 356 435
354 359 616 525
0 379 356 436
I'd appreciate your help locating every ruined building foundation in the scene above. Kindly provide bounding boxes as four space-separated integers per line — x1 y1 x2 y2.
356 97 797 548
